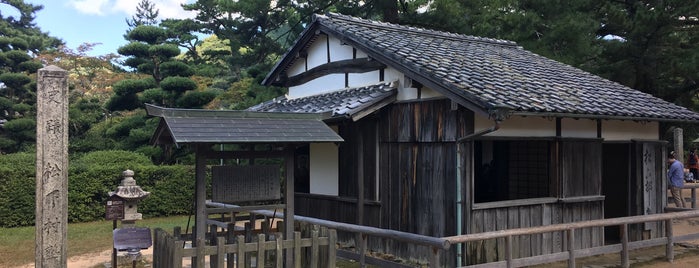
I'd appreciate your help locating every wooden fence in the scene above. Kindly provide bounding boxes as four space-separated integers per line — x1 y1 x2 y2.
152 225 336 268
444 209 699 268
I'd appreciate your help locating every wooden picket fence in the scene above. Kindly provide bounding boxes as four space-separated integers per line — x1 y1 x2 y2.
152 225 337 268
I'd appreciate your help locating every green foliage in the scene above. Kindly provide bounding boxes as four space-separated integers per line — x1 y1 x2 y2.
176 90 218 108
127 25 167 44
112 78 157 96
2 118 35 147
126 0 160 29
0 72 31 89
0 150 195 227
118 42 150 58
148 44 181 59
160 61 194 77
0 153 35 227
139 88 171 105
17 60 41 72
3 50 31 65
160 76 197 93
11 103 31 114
214 77 285 110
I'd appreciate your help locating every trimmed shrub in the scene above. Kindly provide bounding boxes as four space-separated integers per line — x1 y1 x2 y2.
0 150 195 227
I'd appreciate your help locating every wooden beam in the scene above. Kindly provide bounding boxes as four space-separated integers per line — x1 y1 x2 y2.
278 58 386 87
284 147 295 266
193 144 207 268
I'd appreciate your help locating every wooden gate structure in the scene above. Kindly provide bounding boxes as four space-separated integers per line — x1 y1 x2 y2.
146 104 343 266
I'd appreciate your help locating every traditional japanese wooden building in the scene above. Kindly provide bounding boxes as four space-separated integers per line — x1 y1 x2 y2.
249 13 699 266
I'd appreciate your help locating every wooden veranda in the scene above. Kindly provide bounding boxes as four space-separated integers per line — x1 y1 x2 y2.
146 104 343 266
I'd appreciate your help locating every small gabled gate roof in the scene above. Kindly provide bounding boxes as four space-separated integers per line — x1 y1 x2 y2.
146 104 343 147
263 13 699 122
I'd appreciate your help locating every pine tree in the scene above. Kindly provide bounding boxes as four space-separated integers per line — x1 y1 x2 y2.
125 0 160 29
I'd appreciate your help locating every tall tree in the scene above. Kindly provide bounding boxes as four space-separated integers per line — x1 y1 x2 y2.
126 0 160 29
0 0 61 153
594 0 699 108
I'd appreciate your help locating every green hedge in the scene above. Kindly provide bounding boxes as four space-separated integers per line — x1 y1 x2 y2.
0 150 194 227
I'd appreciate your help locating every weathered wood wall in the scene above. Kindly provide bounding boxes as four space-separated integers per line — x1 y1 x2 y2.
630 141 667 241
465 201 604 264
560 139 602 197
462 138 606 265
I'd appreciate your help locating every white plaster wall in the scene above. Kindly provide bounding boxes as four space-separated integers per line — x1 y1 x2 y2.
561 118 597 138
286 58 306 77
475 114 556 137
384 67 403 85
329 36 353 61
309 143 339 196
288 74 345 99
306 35 328 69
397 87 418 100
420 87 444 99
602 120 658 141
348 70 380 87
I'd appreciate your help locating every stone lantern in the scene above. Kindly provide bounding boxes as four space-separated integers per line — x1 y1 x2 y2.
109 169 150 227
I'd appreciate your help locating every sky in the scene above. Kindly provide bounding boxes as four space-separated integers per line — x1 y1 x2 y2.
19 0 197 56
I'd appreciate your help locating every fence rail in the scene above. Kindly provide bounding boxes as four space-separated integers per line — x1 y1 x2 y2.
443 209 699 268
152 225 336 268
203 201 699 267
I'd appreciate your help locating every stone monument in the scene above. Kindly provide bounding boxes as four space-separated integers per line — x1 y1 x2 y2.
110 169 150 227
35 65 69 268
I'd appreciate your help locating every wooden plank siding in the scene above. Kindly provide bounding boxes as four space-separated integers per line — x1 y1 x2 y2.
629 141 667 241
560 139 602 198
465 201 604 265
464 139 606 265
294 99 472 266
377 100 471 265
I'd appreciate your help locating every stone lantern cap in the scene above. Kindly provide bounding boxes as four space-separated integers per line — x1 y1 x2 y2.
110 169 150 201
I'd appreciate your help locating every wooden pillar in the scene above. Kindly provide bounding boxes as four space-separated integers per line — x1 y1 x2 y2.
674 128 683 163
284 147 295 266
357 131 365 226
193 145 207 267
35 66 69 268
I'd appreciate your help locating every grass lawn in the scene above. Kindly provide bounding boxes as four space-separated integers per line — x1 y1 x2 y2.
0 215 190 267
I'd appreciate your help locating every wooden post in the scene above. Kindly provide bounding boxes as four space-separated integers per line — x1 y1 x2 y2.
285 147 296 267
430 247 441 268
692 188 697 209
621 224 629 268
674 128 684 163
666 219 674 263
193 145 207 268
35 65 69 268
359 234 367 268
567 229 575 268
505 235 513 268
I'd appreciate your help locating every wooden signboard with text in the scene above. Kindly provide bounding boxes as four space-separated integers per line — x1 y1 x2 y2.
105 195 125 220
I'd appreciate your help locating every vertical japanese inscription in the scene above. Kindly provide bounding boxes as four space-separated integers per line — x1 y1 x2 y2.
35 66 68 268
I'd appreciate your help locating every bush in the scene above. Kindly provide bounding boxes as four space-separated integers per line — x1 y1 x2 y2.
160 76 197 93
0 150 195 227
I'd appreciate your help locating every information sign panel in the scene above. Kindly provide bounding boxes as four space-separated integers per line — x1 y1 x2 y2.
113 228 152 251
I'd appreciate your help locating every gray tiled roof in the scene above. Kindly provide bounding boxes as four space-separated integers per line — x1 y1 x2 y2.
145 104 343 146
266 13 699 122
249 82 397 120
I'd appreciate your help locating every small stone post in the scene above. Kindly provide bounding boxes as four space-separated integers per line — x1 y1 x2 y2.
674 128 684 163
35 65 69 268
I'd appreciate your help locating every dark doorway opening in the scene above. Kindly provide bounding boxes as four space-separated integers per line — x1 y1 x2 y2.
602 143 631 243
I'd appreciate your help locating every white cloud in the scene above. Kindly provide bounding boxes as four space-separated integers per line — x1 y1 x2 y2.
113 0 196 19
68 0 111 16
68 0 196 19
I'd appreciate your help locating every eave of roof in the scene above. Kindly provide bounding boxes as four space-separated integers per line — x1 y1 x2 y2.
249 82 398 122
146 104 344 147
